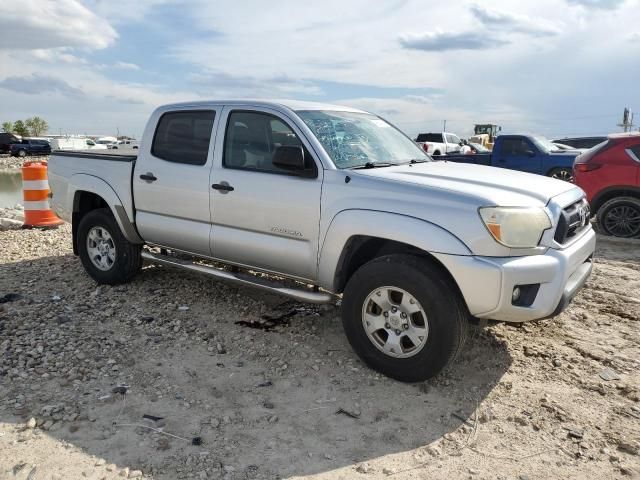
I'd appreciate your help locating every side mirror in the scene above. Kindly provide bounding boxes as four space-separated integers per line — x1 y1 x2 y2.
273 145 308 174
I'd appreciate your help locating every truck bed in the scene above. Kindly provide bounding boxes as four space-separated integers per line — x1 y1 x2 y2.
48 149 137 225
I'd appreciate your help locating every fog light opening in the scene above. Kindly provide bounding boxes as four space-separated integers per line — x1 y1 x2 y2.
511 283 541 307
512 287 521 302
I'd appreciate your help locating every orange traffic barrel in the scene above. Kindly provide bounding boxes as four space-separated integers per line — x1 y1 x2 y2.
21 161 63 228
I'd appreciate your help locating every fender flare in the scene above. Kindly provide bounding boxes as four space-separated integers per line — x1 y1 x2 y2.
68 174 143 244
317 209 471 291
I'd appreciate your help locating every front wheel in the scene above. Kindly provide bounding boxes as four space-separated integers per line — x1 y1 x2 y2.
549 167 573 182
597 197 640 238
341 254 468 382
77 208 142 284
17 149 27 157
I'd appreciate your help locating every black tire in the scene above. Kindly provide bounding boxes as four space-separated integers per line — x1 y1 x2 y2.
548 167 573 182
597 196 640 238
341 254 468 382
433 150 441 156
77 208 142 284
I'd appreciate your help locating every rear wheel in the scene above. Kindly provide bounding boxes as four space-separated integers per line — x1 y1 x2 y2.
549 167 573 182
597 197 640 238
17 149 26 157
77 208 142 284
341 254 468 382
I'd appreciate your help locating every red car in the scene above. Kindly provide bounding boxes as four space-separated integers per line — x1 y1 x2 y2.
574 133 640 238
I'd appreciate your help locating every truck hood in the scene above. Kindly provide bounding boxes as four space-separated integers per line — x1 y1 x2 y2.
353 161 576 206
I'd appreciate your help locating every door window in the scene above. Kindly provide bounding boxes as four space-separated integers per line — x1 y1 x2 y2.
502 138 532 155
152 110 215 165
447 134 460 144
223 111 316 175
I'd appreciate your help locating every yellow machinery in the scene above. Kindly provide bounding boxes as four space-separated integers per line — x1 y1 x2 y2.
471 124 501 150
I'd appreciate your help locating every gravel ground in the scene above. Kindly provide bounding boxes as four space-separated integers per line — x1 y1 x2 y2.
0 154 49 169
0 226 639 479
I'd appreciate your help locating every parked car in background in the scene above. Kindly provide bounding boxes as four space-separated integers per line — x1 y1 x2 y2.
10 138 51 157
552 142 586 153
553 136 607 150
574 132 640 238
0 132 21 153
443 135 580 181
49 99 595 382
50 138 108 151
111 139 139 149
415 132 462 155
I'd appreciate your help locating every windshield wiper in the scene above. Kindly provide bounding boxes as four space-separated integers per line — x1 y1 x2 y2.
407 158 429 164
349 162 396 170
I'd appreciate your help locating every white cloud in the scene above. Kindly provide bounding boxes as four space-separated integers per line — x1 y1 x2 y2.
0 0 117 50
112 61 141 71
566 0 626 9
0 73 84 97
399 30 509 51
469 4 562 37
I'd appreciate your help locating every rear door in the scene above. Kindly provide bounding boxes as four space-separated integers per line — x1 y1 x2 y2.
496 137 542 174
133 107 220 256
209 106 322 281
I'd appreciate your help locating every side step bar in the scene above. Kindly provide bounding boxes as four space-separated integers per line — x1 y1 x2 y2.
141 250 335 304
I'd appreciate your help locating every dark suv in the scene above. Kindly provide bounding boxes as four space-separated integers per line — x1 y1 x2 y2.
553 136 607 150
0 132 21 153
10 138 51 157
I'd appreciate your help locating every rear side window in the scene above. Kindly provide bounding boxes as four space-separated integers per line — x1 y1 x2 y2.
417 133 443 143
629 144 640 162
152 110 215 165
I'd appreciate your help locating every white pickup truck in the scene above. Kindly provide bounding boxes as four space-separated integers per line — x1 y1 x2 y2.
49 100 595 382
415 132 462 155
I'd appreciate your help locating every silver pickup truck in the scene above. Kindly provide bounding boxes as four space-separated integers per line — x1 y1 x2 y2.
49 100 596 382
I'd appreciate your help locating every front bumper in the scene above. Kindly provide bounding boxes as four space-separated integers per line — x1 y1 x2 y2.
434 227 596 322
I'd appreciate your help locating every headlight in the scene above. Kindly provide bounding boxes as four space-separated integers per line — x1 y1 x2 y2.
479 207 552 248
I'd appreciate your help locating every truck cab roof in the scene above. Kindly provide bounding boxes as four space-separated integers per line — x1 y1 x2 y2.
157 99 368 114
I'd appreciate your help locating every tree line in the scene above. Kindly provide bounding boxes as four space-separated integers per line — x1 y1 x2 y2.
2 117 49 137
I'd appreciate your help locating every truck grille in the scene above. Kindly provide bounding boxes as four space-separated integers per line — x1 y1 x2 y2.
554 198 590 244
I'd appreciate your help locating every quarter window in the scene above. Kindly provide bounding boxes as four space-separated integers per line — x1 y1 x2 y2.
223 111 316 175
629 145 640 163
152 110 215 165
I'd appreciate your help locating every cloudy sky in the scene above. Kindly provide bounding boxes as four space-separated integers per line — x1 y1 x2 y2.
0 0 638 139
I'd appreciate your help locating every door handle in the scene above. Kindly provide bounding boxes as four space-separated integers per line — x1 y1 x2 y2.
140 173 157 182
212 183 234 192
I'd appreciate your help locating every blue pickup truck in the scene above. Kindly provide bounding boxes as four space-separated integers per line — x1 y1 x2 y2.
445 134 581 181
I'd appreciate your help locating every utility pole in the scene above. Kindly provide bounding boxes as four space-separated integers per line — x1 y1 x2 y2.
618 107 635 132
443 120 447 132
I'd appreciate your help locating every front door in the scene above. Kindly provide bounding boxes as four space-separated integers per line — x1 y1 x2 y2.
498 137 542 174
209 107 323 281
134 107 220 256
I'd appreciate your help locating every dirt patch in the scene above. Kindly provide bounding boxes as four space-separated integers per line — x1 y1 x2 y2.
0 226 638 479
